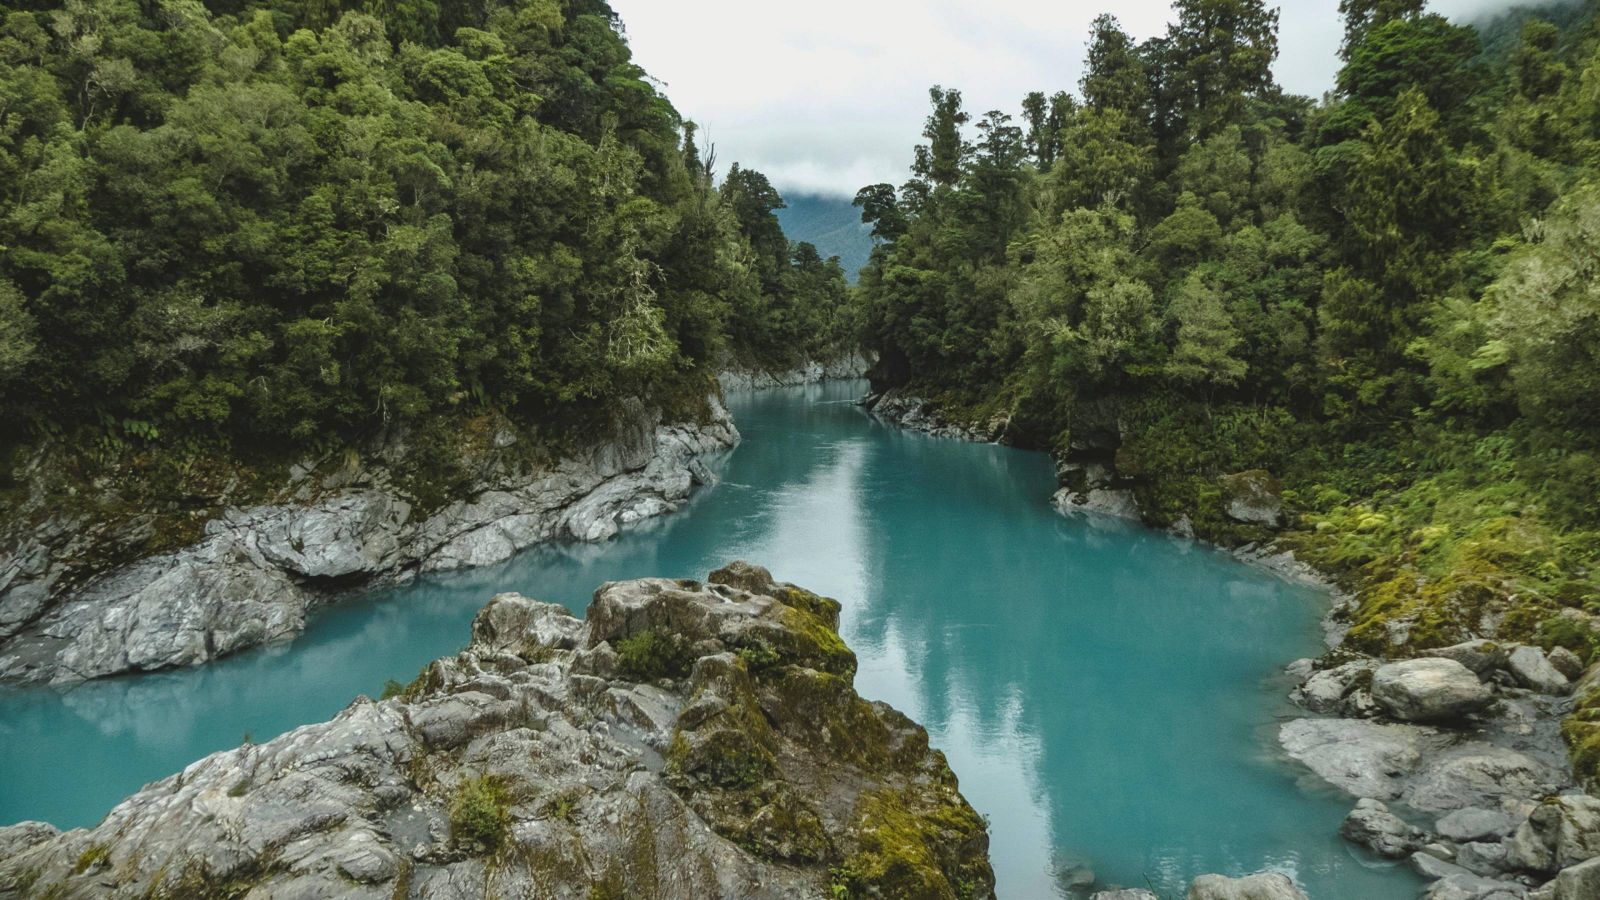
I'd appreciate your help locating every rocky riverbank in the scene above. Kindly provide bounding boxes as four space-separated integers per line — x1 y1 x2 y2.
0 401 739 685
717 350 873 392
863 388 1600 899
0 564 996 900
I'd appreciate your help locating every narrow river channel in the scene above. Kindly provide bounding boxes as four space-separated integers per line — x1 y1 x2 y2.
0 381 1418 898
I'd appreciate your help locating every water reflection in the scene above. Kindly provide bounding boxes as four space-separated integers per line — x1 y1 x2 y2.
0 382 1416 899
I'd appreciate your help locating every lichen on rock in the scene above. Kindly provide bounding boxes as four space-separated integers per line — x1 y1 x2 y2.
0 563 995 900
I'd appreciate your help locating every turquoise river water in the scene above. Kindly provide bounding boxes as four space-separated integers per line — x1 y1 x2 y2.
0 381 1419 898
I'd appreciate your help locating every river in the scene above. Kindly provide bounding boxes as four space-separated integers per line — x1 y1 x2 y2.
0 381 1418 898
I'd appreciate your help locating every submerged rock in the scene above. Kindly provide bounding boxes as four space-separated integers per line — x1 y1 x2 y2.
1279 718 1446 800
0 566 995 900
1186 871 1307 899
1371 658 1495 722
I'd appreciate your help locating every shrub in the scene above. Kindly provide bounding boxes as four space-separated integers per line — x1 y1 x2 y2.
449 777 510 853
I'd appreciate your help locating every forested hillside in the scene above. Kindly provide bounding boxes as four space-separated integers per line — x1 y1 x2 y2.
776 193 874 282
853 0 1600 776
0 0 854 466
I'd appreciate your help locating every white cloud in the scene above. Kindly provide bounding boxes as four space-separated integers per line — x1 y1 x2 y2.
609 0 1537 199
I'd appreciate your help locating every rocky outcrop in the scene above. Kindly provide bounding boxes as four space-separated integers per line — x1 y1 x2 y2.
861 389 1011 443
717 351 873 392
1282 641 1600 897
1052 460 1141 522
0 402 739 685
0 565 996 900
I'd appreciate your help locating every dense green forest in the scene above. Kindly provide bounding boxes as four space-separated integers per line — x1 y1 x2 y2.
853 0 1600 771
0 0 853 464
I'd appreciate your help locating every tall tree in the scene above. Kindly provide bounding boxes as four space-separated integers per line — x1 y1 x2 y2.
1166 0 1281 137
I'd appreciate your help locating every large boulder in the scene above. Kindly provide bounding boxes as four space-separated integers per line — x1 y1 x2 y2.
1341 799 1426 858
1505 796 1600 875
1186 872 1306 900
1218 471 1285 528
1372 658 1495 722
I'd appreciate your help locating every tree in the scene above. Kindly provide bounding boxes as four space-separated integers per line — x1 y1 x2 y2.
1166 0 1280 137
912 86 969 188
1338 0 1425 60
1081 15 1148 119
1166 270 1247 389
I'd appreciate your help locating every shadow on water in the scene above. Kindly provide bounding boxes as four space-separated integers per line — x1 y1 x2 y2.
0 381 1419 899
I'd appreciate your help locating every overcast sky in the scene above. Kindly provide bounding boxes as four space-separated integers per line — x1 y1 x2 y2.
608 0 1528 198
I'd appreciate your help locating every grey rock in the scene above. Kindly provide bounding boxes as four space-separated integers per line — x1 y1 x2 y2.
1505 796 1600 874
864 388 1009 442
1341 798 1426 858
1424 873 1528 900
1456 841 1511 876
716 351 871 392
1295 660 1377 716
1218 470 1285 528
1549 856 1600 899
1186 872 1306 900
1434 640 1513 677
1548 647 1585 681
0 821 59 860
1439 808 1519 843
1405 745 1557 814
1093 892 1159 900
0 571 996 900
1372 658 1495 722
1053 486 1141 522
1508 646 1571 695
1415 852 1480 880
1279 718 1447 800
0 401 740 685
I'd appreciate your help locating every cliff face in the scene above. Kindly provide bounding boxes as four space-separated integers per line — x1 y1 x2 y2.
0 401 738 685
0 563 996 900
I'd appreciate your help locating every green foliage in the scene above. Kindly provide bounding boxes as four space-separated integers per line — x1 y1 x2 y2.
0 0 851 466
850 0 1600 783
448 776 510 853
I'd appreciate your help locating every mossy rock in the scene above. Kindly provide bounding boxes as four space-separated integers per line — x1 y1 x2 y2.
834 786 992 900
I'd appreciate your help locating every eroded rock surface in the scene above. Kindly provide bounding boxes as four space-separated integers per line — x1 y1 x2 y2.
0 403 738 685
0 564 995 900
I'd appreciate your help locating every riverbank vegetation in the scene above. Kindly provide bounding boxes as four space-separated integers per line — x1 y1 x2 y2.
853 0 1600 763
0 0 860 561
0 0 855 471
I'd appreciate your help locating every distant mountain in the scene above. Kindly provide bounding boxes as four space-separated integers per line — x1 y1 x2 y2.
776 193 876 283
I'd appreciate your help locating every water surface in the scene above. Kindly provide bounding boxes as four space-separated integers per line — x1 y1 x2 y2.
0 382 1417 898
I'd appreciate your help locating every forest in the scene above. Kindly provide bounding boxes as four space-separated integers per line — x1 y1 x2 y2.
0 0 853 461
853 0 1600 769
